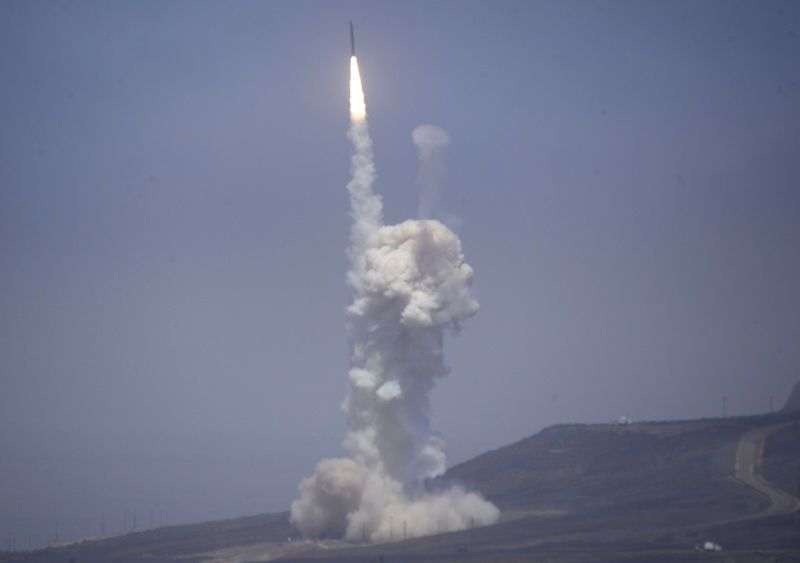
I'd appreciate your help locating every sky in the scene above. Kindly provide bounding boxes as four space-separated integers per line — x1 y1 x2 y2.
1 0 799 548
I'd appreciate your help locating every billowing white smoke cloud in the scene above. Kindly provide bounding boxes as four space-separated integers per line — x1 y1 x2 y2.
412 124 450 219
290 82 498 544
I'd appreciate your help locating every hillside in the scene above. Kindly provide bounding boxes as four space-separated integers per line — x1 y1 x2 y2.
763 421 800 498
782 381 800 412
445 417 768 520
4 412 799 562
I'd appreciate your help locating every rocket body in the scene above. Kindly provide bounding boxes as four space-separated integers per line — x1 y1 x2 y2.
350 22 356 56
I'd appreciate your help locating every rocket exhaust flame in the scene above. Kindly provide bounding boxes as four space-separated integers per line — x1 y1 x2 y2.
289 30 499 543
349 56 366 122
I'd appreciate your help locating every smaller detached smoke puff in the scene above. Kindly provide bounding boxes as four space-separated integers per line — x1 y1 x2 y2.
290 48 498 543
413 124 450 219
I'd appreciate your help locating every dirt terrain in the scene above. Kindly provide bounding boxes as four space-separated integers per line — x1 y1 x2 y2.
3 412 798 562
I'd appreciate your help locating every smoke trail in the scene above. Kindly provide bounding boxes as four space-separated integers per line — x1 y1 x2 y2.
412 124 450 219
290 53 498 543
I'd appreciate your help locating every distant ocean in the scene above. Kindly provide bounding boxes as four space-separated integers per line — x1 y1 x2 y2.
0 440 328 550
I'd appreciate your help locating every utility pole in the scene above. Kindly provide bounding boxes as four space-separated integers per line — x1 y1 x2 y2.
403 520 407 541
722 395 727 418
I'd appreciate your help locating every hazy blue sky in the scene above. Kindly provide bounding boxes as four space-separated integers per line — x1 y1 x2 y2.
2 0 799 547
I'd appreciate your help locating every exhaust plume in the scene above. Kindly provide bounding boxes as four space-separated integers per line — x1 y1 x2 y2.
290 52 498 543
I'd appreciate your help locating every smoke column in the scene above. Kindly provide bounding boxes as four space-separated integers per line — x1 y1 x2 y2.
289 52 499 543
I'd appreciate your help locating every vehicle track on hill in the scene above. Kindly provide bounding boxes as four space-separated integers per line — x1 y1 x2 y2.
733 420 800 518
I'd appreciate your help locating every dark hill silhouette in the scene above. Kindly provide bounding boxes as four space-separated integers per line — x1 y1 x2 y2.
782 381 800 412
445 418 764 522
6 412 799 562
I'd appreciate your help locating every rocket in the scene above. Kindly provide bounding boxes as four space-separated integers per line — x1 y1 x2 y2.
350 21 355 56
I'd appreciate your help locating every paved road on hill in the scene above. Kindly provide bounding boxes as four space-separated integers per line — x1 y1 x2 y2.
734 421 800 518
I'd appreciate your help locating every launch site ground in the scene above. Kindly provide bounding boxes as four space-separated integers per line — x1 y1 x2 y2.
4 411 799 562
